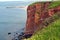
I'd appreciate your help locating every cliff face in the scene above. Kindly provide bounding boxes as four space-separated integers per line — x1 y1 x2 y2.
24 2 60 35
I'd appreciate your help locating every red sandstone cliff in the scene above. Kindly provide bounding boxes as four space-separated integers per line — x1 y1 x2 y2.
24 2 60 35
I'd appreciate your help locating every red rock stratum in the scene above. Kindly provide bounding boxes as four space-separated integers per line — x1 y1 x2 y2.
24 2 60 35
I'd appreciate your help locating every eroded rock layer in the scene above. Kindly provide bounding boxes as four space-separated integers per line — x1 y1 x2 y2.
24 2 60 35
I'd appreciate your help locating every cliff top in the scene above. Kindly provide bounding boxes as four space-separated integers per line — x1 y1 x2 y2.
48 1 60 9
29 1 60 9
26 1 60 40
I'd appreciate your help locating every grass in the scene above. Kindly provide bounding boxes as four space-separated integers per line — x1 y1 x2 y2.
29 1 60 8
27 19 60 40
48 1 60 9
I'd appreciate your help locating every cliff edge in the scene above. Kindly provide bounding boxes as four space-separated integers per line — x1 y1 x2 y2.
17 1 60 40
24 1 60 35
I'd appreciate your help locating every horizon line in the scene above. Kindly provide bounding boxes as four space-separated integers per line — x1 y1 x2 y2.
0 0 55 2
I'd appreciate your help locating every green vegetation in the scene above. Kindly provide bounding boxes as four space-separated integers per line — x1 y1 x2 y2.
48 1 60 9
27 18 60 40
29 1 60 8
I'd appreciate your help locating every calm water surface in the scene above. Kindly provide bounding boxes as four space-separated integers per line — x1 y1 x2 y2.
0 1 31 40
0 1 34 40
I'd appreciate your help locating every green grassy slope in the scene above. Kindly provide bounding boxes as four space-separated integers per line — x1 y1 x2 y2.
29 1 60 8
27 19 60 40
48 1 60 9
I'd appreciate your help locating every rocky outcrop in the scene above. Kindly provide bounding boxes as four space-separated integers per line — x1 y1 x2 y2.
24 2 60 35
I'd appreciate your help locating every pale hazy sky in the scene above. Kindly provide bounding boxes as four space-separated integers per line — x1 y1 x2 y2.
0 0 52 2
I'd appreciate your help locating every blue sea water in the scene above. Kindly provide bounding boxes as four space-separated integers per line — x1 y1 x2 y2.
0 1 34 40
0 8 26 40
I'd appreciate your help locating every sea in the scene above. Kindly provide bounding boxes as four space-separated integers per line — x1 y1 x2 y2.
0 1 34 40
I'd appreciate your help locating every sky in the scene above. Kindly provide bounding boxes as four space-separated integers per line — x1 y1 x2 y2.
0 0 53 2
